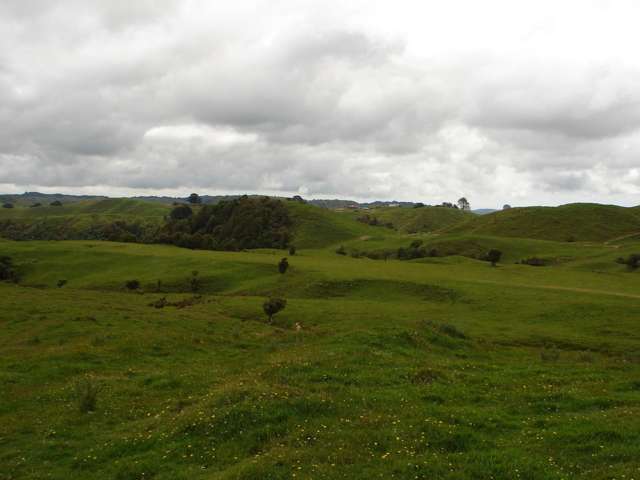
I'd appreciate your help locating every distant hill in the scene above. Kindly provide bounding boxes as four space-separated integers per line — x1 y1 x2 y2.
0 192 107 206
472 209 497 215
444 203 640 242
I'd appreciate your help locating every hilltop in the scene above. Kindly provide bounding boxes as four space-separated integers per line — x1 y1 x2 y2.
444 203 640 242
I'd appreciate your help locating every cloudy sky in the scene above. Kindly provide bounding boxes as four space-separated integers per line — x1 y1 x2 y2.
1 0 639 207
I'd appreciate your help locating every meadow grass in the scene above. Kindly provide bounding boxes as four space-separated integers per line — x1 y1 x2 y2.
1 237 639 479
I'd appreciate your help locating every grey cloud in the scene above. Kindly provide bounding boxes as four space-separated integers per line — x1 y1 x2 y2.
0 1 639 206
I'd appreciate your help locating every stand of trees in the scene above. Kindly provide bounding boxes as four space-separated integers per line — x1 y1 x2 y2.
158 196 292 251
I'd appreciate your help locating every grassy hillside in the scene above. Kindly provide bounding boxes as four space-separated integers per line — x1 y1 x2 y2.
348 206 469 234
1 238 639 479
286 201 390 249
444 203 640 242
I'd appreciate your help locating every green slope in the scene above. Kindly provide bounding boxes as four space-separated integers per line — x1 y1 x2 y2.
1 239 640 479
286 201 393 249
362 206 470 233
444 203 640 242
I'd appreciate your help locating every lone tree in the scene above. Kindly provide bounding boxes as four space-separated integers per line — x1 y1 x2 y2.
486 249 502 267
503 204 512 210
50 200 63 207
278 257 289 274
457 197 470 211
263 297 286 324
187 193 202 204
288 245 297 256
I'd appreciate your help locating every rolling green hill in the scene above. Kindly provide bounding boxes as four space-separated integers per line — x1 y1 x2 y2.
444 203 640 242
282 201 393 249
0 198 392 249
360 206 470 233
0 198 169 241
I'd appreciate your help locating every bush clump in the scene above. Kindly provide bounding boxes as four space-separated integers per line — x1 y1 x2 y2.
125 279 140 291
0 256 19 283
617 254 640 271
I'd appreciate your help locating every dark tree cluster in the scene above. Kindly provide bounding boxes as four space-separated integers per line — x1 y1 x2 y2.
397 239 438 260
2 203 14 209
159 196 292 251
356 214 394 229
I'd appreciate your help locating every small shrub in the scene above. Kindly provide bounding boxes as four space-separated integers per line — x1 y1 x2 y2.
288 245 297 255
278 257 289 274
75 377 102 413
438 323 467 339
50 200 63 207
57 279 67 288
150 296 168 309
520 257 547 267
30 203 42 208
2 202 13 209
335 245 346 255
125 279 140 291
540 347 560 362
189 270 200 292
410 368 445 385
578 351 595 363
263 297 286 323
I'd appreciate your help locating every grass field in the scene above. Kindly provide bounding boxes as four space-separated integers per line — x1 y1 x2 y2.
1 201 640 479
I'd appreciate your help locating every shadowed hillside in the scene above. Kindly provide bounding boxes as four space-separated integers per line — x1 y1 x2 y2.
444 203 640 242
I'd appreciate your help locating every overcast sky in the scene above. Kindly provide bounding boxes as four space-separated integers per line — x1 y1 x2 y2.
1 0 639 207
